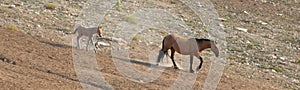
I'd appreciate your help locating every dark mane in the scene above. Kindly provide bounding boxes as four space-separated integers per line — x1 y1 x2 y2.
195 38 211 43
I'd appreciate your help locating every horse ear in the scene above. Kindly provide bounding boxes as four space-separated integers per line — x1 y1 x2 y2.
98 25 102 28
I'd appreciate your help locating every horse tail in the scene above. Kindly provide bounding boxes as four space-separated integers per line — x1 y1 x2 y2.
66 26 80 34
71 28 78 34
161 37 171 58
161 37 165 51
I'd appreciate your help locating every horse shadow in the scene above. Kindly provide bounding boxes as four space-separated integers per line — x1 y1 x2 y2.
35 68 111 89
40 41 72 48
112 56 158 68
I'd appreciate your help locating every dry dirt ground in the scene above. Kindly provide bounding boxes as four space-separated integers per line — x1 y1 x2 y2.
0 27 284 90
0 0 299 90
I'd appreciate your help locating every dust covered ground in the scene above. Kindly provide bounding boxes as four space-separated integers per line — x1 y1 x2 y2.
0 0 299 89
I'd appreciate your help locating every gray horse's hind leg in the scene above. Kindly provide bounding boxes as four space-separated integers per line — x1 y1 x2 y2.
77 34 83 49
196 56 203 71
190 55 194 73
86 37 92 51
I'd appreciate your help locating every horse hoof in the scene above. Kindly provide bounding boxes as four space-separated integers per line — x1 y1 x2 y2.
174 66 179 69
190 70 194 73
196 67 201 71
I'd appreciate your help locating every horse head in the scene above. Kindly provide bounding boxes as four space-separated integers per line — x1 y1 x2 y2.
210 41 219 57
97 25 103 37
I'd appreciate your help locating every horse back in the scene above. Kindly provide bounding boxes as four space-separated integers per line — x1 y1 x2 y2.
175 34 201 54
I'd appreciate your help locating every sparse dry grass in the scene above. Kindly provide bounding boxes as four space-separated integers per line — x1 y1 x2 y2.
227 55 237 60
116 0 122 11
6 24 18 31
158 30 168 36
123 15 138 24
132 35 141 42
149 27 168 36
271 66 284 72
0 8 7 13
44 3 56 10
258 64 268 69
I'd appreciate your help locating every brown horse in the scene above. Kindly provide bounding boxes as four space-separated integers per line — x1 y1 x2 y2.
71 25 103 50
156 33 219 73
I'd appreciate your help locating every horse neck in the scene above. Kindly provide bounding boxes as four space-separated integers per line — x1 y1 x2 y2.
198 41 211 51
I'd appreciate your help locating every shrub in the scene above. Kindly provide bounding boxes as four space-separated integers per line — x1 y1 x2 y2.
44 3 56 10
116 0 122 11
258 64 268 69
123 15 138 24
132 35 141 42
0 8 7 13
297 60 300 64
159 30 168 36
271 66 283 72
7 24 18 31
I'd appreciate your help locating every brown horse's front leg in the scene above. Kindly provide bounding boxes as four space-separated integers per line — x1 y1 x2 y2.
171 48 179 69
190 55 194 73
196 56 203 71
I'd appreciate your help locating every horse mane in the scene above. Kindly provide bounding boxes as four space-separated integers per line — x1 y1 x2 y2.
195 38 211 43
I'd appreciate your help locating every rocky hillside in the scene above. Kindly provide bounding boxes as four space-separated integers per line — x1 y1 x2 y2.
0 0 299 89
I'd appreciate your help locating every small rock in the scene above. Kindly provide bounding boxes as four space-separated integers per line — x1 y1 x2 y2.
255 63 260 66
12 61 16 65
292 79 299 83
219 24 224 28
282 75 288 78
276 13 283 16
279 57 286 60
257 20 268 25
13 19 19 24
261 0 267 3
8 5 16 8
34 11 40 15
47 70 52 73
37 24 41 28
272 55 277 59
243 11 249 14
235 27 248 32
3 59 10 63
271 69 277 73
218 18 227 21
271 76 275 78
246 40 251 44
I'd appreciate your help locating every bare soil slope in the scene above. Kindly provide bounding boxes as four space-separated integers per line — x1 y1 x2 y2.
0 0 299 89
0 29 285 89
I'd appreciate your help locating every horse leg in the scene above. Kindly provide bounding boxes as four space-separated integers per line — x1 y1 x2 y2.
171 48 179 69
196 56 203 71
77 34 83 49
86 37 92 51
189 55 194 73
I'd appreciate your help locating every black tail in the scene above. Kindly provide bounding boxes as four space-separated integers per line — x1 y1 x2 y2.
161 38 171 58
66 26 80 34
70 28 78 34
161 38 165 51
